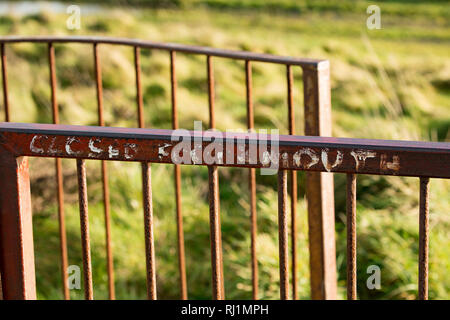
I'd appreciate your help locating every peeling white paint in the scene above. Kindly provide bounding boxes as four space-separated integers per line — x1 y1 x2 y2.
293 153 301 167
281 152 289 167
350 149 376 171
124 143 138 160
293 148 319 168
48 137 59 154
158 143 171 159
321 148 343 172
66 137 81 155
88 138 103 157
30 135 45 153
89 138 102 153
261 151 271 166
108 145 119 158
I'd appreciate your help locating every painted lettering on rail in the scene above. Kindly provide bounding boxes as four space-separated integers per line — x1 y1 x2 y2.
29 135 139 160
28 135 401 173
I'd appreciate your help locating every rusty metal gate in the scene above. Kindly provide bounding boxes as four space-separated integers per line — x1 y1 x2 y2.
0 36 448 300
0 123 449 300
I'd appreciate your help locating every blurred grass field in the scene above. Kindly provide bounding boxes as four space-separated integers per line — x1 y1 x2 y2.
0 0 449 299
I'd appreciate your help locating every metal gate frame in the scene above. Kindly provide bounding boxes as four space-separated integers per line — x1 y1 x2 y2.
0 36 335 299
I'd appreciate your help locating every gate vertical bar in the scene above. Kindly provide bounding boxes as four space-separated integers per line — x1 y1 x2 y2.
418 177 429 300
302 61 337 300
142 162 157 300
170 50 188 300
207 55 216 129
346 174 357 300
93 43 115 299
0 152 36 300
208 166 224 300
76 159 94 300
246 60 258 300
135 48 157 300
48 42 70 300
287 64 298 300
1 43 9 122
207 55 224 299
278 170 289 300
134 46 144 129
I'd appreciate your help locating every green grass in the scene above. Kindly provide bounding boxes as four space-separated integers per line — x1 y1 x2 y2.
1 1 449 299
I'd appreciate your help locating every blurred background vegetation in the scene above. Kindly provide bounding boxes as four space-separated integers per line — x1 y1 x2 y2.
0 0 449 300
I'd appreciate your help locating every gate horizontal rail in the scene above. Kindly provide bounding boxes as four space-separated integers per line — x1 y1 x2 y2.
0 36 335 300
0 122 449 178
0 122 448 300
0 36 324 68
